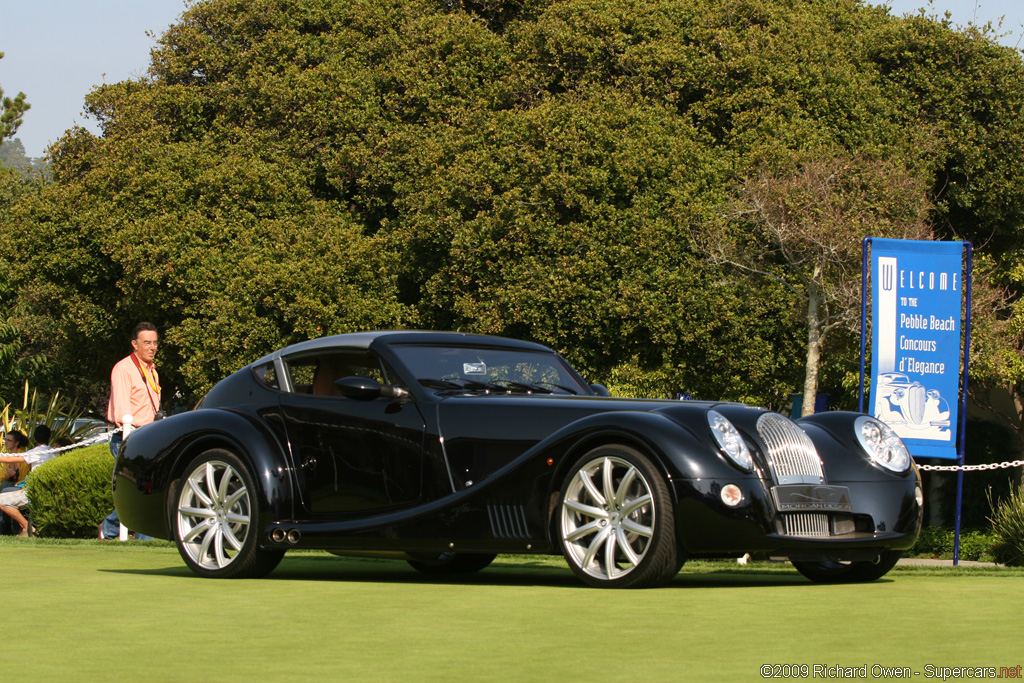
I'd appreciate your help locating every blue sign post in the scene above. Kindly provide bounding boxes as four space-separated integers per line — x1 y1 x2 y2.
859 237 972 562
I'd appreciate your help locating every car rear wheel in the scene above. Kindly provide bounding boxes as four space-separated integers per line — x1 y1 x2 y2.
791 550 903 583
407 552 497 575
558 445 680 588
171 449 284 579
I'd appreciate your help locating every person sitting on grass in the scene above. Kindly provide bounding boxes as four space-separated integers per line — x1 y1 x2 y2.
0 425 56 537
0 462 20 492
1 430 30 493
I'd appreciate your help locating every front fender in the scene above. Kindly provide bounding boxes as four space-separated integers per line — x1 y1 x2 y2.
537 410 759 545
113 407 294 539
796 411 921 483
531 409 753 486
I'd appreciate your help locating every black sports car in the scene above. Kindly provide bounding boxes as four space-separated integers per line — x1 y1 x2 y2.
114 331 923 587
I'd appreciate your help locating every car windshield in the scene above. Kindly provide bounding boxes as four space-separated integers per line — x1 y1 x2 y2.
390 344 589 395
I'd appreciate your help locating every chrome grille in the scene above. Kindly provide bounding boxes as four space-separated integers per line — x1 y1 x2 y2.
487 504 530 540
757 412 824 485
782 513 831 538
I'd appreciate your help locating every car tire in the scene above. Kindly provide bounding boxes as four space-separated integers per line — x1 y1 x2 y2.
558 444 680 588
407 552 497 575
791 550 903 584
170 449 284 579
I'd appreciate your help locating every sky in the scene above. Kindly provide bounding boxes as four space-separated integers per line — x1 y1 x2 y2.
0 0 187 157
1 0 1022 159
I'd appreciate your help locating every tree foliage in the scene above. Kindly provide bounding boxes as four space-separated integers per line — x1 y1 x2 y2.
707 152 933 415
1 0 1023 416
1 52 30 143
0 139 46 176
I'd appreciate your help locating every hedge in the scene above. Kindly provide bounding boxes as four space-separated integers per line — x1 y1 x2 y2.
23 443 113 538
909 526 998 563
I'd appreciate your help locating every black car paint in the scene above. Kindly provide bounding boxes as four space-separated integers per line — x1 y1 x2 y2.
114 331 921 563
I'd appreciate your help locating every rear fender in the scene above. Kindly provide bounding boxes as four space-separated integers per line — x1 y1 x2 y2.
113 408 294 539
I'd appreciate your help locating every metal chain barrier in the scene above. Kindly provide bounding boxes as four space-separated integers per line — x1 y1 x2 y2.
42 426 124 455
917 459 1024 472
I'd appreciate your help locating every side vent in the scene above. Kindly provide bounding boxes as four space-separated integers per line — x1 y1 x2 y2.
487 504 531 540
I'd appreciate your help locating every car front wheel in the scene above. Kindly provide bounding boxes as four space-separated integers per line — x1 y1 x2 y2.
791 550 903 583
171 449 284 579
558 445 681 588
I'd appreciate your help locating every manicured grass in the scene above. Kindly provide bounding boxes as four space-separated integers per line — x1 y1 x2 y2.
5 537 1022 681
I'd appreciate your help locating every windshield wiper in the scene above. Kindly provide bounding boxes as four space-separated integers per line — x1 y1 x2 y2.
418 378 489 391
486 380 552 394
417 378 562 395
528 381 579 395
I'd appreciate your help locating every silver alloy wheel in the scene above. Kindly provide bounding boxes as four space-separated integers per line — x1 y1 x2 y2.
176 459 252 570
560 455 656 582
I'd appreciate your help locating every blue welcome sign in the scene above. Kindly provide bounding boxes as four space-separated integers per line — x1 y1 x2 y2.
862 238 969 460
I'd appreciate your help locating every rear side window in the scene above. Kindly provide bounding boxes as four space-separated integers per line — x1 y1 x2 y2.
253 362 279 389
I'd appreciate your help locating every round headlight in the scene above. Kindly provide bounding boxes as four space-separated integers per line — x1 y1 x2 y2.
855 416 911 473
708 410 754 471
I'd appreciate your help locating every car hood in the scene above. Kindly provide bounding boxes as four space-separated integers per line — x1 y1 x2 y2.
434 393 745 436
432 393 747 489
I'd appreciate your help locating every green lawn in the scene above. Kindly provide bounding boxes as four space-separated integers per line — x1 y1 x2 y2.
5 538 1022 681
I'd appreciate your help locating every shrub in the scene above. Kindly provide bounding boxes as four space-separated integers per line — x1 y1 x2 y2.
910 526 997 562
1 380 89 444
958 529 998 562
989 486 1024 567
23 443 113 538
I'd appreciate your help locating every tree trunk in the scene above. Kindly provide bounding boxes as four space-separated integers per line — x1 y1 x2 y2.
802 278 823 418
1011 388 1024 488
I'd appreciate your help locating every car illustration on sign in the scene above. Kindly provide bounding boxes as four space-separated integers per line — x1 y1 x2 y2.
114 331 923 587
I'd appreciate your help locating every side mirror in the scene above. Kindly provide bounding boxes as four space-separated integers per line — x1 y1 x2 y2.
335 376 409 401
589 383 611 397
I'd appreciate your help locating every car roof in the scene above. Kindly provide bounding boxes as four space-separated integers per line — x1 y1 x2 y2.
251 330 554 365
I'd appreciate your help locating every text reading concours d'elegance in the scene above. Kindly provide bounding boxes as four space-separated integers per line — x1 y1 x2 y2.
760 664 1022 680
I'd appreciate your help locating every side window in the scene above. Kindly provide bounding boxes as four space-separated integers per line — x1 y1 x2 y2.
287 358 319 394
380 362 403 388
253 362 280 389
282 350 387 397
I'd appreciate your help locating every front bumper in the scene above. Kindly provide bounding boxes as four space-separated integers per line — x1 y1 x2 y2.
672 475 923 561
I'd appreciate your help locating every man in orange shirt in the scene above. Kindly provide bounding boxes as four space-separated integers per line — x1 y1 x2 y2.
99 322 162 540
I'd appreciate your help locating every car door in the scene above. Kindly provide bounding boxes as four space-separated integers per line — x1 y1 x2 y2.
278 348 426 515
